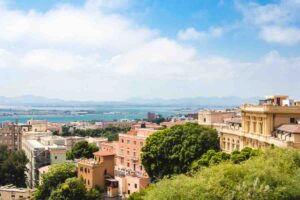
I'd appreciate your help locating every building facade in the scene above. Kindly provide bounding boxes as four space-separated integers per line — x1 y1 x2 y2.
0 124 22 151
220 95 300 152
77 151 119 197
0 185 35 200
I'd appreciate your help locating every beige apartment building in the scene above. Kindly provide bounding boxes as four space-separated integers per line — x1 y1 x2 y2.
220 95 300 152
198 110 237 131
77 151 119 197
0 185 35 200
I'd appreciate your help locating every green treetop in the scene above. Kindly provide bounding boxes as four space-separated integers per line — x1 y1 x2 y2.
141 123 219 178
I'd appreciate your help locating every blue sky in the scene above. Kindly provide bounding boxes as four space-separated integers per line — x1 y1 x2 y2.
0 0 300 100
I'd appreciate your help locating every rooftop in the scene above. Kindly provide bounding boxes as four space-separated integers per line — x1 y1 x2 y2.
224 117 242 124
93 151 115 156
0 184 35 192
27 140 45 149
277 124 300 133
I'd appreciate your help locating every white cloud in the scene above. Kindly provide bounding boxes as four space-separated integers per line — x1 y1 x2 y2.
177 27 224 41
238 0 300 45
0 0 299 100
260 26 300 45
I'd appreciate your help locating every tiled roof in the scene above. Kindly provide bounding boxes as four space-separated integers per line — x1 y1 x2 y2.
277 124 300 133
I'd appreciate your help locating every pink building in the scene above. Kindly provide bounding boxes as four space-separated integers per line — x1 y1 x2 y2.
114 128 156 196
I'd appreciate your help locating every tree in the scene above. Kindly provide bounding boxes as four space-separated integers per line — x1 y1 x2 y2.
60 125 130 141
133 148 300 200
191 147 260 171
70 141 99 159
49 178 87 200
49 178 102 200
0 145 28 187
34 163 77 200
141 123 219 178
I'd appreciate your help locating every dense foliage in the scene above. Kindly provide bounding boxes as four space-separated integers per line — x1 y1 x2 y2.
34 163 77 200
191 147 260 171
49 178 102 200
62 125 131 141
0 145 28 187
141 123 219 178
132 148 300 200
66 141 99 160
148 115 167 124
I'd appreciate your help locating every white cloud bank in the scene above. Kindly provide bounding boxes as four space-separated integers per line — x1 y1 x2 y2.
0 0 299 100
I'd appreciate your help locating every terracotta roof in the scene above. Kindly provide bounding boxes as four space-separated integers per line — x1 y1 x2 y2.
277 124 300 133
93 151 115 156
224 117 242 124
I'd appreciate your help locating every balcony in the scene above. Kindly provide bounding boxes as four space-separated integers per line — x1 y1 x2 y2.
130 156 139 161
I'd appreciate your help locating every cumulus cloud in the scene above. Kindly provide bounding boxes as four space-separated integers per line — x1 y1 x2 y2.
177 27 224 41
238 0 300 45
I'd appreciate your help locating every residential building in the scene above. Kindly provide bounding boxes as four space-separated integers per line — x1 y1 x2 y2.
114 129 154 196
38 165 50 185
77 151 118 197
23 139 49 188
40 136 65 146
100 141 118 153
147 112 156 120
85 137 108 148
198 110 237 131
22 137 66 187
132 122 162 130
220 95 300 152
64 136 85 150
27 120 48 132
0 185 35 200
0 124 22 151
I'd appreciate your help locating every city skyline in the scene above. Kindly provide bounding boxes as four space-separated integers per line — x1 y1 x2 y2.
0 0 300 101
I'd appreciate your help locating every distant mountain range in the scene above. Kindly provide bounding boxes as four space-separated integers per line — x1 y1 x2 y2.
0 95 259 107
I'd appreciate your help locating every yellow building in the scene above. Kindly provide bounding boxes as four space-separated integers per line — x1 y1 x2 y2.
77 151 119 197
220 95 300 152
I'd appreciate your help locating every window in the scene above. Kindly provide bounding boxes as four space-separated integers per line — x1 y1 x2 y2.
121 139 124 143
55 156 57 160
135 184 137 189
140 165 143 171
127 162 130 167
88 180 90 185
104 169 107 175
80 167 83 172
128 190 131 194
140 142 143 146
127 140 130 144
290 118 296 124
134 141 136 145
203 118 206 123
